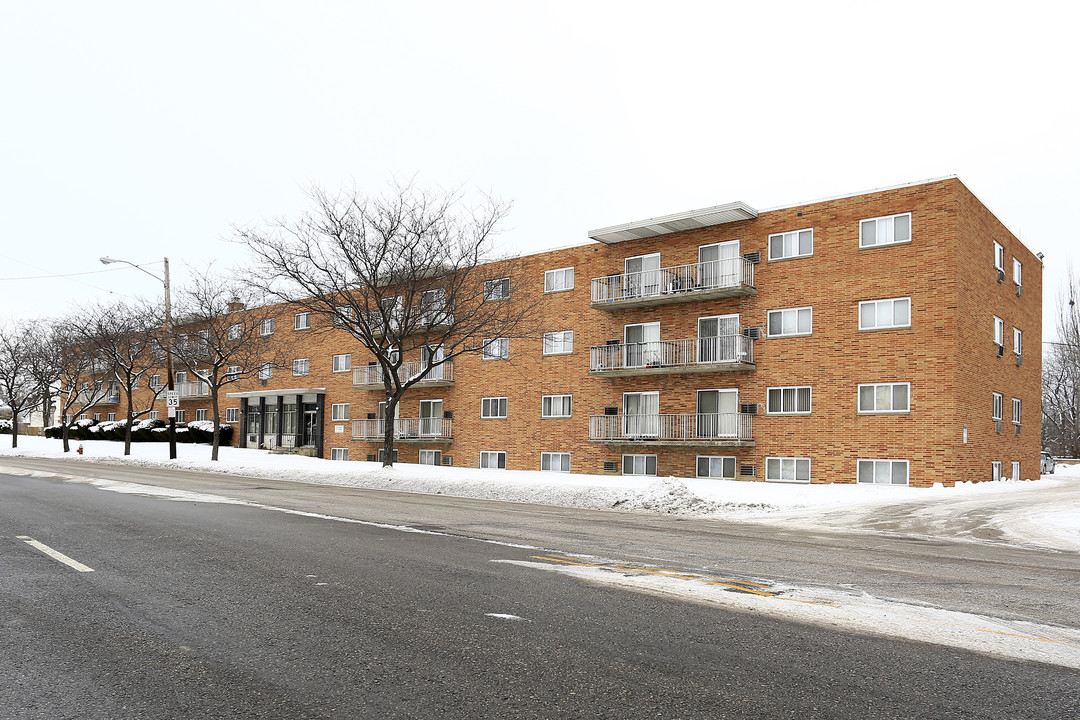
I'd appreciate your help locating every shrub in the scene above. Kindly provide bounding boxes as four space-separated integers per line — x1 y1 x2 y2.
0 419 11 434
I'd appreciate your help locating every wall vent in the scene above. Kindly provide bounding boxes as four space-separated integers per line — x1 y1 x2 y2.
442 456 453 466
366 454 376 462
443 410 453 419
739 464 757 477
743 251 761 264
603 460 619 473
604 406 619 416
606 339 620 346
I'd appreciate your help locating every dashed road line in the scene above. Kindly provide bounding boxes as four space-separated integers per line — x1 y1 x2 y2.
16 536 95 573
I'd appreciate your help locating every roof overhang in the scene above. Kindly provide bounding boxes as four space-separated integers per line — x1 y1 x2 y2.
588 201 758 244
226 387 326 399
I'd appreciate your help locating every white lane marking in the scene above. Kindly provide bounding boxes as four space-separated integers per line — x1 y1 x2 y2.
16 536 95 573
485 613 524 621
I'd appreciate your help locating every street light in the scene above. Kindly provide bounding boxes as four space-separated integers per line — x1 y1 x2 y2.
100 256 178 460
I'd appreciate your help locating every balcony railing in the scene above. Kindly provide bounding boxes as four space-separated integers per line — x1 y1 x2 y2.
76 389 120 404
351 417 453 442
353 360 455 389
590 335 754 376
176 381 210 398
591 257 755 309
362 309 455 338
589 412 754 446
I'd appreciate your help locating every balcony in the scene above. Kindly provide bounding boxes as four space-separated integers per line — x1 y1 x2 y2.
351 417 453 443
353 360 455 389
591 257 755 310
76 389 120 405
590 335 754 377
176 381 210 399
589 413 754 447
364 309 454 339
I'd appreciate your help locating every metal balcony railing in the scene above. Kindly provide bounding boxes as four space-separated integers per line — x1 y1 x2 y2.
589 412 754 443
351 417 453 441
353 360 454 388
76 388 119 404
175 381 210 398
591 257 755 307
590 335 754 374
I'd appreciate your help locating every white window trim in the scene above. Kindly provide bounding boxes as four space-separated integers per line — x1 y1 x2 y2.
764 456 811 484
332 354 352 373
859 212 912 249
225 407 239 423
195 409 208 421
994 316 1004 347
331 448 349 461
541 452 571 472
228 323 241 340
859 297 912 331
1012 257 1022 287
544 267 575 293
543 330 574 356
1012 398 1021 426
991 461 1002 482
856 458 911 486
482 337 509 361
994 242 1005 271
258 363 273 380
149 410 160 421
419 449 442 466
857 382 911 414
696 455 737 480
767 306 813 338
480 451 507 469
175 409 186 423
294 312 311 330
1010 461 1021 481
622 453 658 476
766 385 812 415
293 358 309 376
992 392 1003 421
767 227 814 261
541 394 572 418
260 318 275 336
484 278 511 301
1013 328 1022 356
481 396 508 419
331 403 350 421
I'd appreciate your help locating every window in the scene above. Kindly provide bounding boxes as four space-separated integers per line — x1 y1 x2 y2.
481 397 508 419
225 407 239 423
544 267 575 293
377 448 399 463
767 386 812 415
260 318 275 336
226 365 241 381
334 306 354 325
1013 258 1022 288
484 278 510 300
542 395 572 418
150 374 161 388
149 411 160 421
858 383 910 414
1012 398 1021 426
331 448 349 461
859 297 911 330
697 456 736 479
859 212 911 248
622 454 657 476
294 312 311 330
765 456 811 483
541 452 571 472
106 413 116 422
175 371 187 384
991 461 1002 482
768 228 813 260
228 323 241 340
482 337 509 360
175 409 186 423
419 449 442 466
333 354 352 373
293 358 309 376
767 307 812 337
198 330 209 354
994 242 1004 271
994 316 1004 347
1013 328 1022 357
543 331 574 355
480 451 507 469
331 403 350 421
992 392 1003 421
177 334 188 352
857 459 909 485
1011 461 1021 481
258 362 272 380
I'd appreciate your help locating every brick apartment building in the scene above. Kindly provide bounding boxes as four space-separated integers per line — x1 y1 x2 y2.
87 176 1041 487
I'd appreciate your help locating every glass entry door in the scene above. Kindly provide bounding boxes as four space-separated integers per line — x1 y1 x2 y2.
697 389 738 438
623 391 659 437
422 345 444 381
624 322 661 368
625 253 661 298
699 240 740 288
302 403 318 446
420 399 443 437
698 315 739 363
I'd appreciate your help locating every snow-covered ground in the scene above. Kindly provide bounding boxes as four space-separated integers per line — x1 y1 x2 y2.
2 435 1078 553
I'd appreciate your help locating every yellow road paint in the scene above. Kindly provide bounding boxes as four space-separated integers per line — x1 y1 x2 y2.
975 629 1078 646
530 554 778 596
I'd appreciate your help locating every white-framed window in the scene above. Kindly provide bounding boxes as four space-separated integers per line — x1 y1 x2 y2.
1012 398 1021 426
765 456 811 483
150 374 161 388
197 329 209 354
622 454 657 476
697 455 736 479
333 354 352 372
767 386 812 415
228 323 241 340
544 267 575 293
543 330 574 355
331 448 349 461
177 334 188 352
481 397 508 419
991 461 1002 482
857 459 910 485
149 410 160 421
992 392 1003 421
258 362 272 380
293 358 309 376
107 412 116 422
419 449 442 466
859 212 911 248
175 409 186 423
194 409 207 421
294 312 311 330
858 382 910 414
541 452 571 472
1013 258 1022 288
994 316 1004 347
542 394 572 418
226 365 241 381
994 241 1004 271
93 412 101 422
482 337 509 360
175 371 187 384
767 307 812 337
484 278 510 301
331 403 350 421
260 318 275 336
859 297 911 330
1013 328 1022 357
334 306 354 325
768 228 813 261
225 407 239 423
1011 461 1021 481
480 451 507 469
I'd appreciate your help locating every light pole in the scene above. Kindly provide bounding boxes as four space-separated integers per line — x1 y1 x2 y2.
100 256 178 460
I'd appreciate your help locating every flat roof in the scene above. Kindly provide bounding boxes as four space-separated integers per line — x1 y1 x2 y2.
587 201 758 244
226 387 326 399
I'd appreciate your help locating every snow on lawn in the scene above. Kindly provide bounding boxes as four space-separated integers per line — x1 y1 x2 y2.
2 436 1078 551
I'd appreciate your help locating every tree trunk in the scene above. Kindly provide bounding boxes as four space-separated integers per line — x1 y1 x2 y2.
10 413 18 448
382 395 397 467
124 392 134 455
211 388 221 461
62 423 70 453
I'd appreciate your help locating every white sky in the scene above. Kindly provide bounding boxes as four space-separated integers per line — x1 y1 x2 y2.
1 1 1076 341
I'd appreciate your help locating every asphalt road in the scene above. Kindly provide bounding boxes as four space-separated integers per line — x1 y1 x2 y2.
2 461 1079 718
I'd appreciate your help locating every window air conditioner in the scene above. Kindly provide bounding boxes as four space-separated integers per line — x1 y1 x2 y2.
1016 285 1023 297
739 464 757 477
442 456 453 466
1016 354 1022 366
603 461 619 473
740 403 758 415
742 251 761 264
997 344 1004 357
743 326 763 340
1014 423 1021 436
995 420 1003 433
997 269 1005 282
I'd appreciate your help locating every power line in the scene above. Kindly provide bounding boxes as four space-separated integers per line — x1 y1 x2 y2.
0 266 132 281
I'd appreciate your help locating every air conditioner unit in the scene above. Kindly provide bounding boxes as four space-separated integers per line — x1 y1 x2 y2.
997 344 1004 357
1016 285 1023 297
1016 354 1022 366
1014 424 1021 436
604 406 619 416
739 464 757 477
743 326 763 340
995 420 1003 433
606 339 620 346
742 251 761 264
603 460 619 473
443 410 453 419
740 403 759 415
367 454 376 462
442 456 453 466
997 269 1005 282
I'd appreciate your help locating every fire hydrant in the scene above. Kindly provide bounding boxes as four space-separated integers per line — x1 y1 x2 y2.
77 444 84 455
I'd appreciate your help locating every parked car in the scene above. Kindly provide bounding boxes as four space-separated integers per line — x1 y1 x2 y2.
1041 451 1056 474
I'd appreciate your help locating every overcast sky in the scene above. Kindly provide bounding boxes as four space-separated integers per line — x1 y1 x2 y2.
1 1 1076 341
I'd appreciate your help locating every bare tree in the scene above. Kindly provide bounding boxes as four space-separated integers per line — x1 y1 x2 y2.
0 321 42 448
236 182 543 466
171 271 292 461
1043 265 1080 458
51 315 115 453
